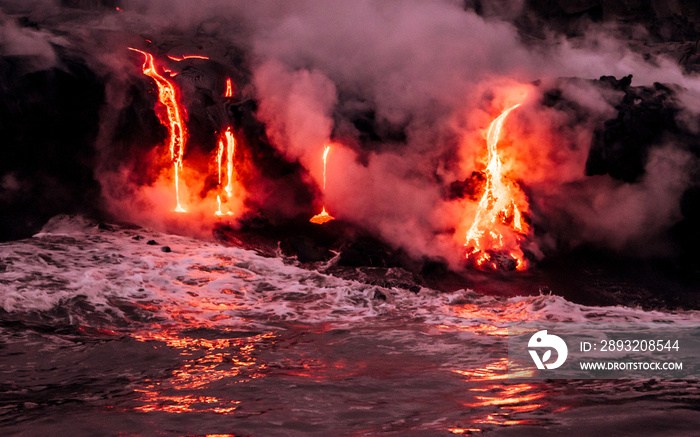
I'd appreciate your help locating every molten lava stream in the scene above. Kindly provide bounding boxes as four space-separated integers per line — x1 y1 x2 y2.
167 54 210 62
224 128 235 198
225 78 233 98
213 76 240 217
215 127 236 217
129 48 188 213
465 104 529 270
310 144 336 225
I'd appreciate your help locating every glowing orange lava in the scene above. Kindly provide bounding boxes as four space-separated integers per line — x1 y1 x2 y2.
215 195 224 216
214 127 236 216
217 137 224 185
129 48 188 212
223 128 235 198
310 144 336 225
465 104 529 270
225 78 233 98
309 207 335 225
167 54 210 62
321 145 330 191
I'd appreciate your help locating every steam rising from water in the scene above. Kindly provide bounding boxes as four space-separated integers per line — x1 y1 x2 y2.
1 0 699 263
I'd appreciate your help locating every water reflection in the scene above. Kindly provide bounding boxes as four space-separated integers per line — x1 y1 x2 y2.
113 245 564 430
134 393 241 414
449 358 558 434
440 300 542 337
130 325 275 414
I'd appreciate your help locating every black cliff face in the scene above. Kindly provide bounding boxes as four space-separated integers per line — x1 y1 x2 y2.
0 54 104 241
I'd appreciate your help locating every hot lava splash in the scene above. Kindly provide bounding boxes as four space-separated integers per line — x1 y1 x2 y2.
465 104 529 270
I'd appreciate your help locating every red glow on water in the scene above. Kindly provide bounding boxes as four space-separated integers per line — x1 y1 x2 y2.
462 384 546 409
130 326 275 414
449 358 552 434
439 300 538 337
449 428 482 435
134 393 241 414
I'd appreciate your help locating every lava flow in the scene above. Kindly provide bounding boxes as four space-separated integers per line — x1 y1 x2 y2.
129 48 188 213
465 104 529 270
310 144 335 225
167 54 210 62
224 128 235 198
215 127 236 216
225 78 233 98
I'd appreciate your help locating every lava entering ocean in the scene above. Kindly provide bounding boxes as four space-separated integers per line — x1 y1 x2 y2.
129 50 244 220
215 126 236 217
310 144 336 225
465 104 529 270
129 48 188 213
127 47 530 266
5 4 700 435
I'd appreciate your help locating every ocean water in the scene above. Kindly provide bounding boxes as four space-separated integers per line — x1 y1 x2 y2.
0 216 698 436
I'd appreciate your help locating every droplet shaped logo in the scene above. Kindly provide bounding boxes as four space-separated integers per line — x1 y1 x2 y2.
528 330 568 370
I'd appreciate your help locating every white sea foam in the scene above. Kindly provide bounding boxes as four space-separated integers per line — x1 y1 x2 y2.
1 215 698 334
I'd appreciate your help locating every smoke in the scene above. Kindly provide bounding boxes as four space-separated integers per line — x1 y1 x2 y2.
0 14 59 70
254 59 337 170
235 0 700 263
1 0 699 264
533 145 694 255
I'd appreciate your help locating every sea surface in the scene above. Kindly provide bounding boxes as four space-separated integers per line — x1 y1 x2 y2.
0 216 698 436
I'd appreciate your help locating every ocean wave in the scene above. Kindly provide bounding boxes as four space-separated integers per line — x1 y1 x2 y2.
1 215 697 335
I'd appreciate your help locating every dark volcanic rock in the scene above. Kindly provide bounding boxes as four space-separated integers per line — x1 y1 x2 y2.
587 77 686 183
280 236 333 263
372 289 387 301
447 171 486 201
337 237 402 268
537 75 700 276
494 0 700 42
0 54 104 241
672 186 700 272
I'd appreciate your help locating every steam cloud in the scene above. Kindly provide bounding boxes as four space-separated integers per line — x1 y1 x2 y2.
1 0 699 265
